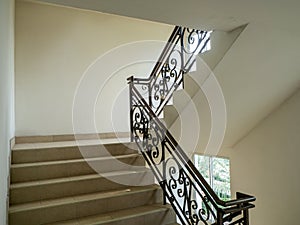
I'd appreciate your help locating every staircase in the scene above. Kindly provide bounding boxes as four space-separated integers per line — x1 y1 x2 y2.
9 135 179 225
9 25 255 225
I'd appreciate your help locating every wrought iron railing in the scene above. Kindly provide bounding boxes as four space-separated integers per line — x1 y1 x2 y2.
128 26 255 225
129 26 211 117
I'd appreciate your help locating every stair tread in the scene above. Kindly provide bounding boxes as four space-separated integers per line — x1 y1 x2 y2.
9 185 160 212
10 169 151 189
48 204 172 225
9 139 175 225
12 138 132 151
11 153 140 168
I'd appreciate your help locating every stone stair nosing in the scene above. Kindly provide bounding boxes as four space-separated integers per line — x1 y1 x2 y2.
12 142 138 164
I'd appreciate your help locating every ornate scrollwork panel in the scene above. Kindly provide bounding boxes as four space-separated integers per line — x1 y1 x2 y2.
146 27 210 116
164 156 216 225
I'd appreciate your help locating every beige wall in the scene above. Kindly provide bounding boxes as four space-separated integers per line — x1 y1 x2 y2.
15 0 172 136
222 89 300 225
0 0 15 224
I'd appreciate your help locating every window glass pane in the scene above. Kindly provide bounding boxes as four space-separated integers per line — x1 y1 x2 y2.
194 155 210 183
212 157 231 201
194 154 231 201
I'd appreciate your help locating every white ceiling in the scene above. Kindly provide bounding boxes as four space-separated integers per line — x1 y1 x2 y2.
36 0 300 32
34 0 300 147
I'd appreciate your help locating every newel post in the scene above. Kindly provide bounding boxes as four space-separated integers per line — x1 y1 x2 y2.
128 76 134 142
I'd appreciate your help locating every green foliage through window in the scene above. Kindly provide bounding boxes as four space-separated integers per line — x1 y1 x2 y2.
194 154 231 201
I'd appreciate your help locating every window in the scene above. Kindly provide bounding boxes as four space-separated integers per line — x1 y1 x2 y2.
194 154 231 201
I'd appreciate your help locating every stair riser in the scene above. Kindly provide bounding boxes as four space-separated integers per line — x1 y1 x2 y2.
12 143 138 164
10 171 155 205
9 189 163 225
96 209 176 225
11 156 145 182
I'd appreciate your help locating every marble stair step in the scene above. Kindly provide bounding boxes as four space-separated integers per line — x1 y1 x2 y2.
47 204 176 225
12 140 138 163
9 136 178 225
9 185 163 225
10 169 154 204
11 154 145 183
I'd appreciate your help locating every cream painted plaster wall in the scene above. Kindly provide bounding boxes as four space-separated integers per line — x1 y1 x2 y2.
222 89 300 225
15 0 172 136
0 0 15 224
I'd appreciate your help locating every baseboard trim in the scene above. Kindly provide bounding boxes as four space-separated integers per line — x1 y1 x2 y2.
10 137 15 148
7 137 14 225
15 132 131 144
